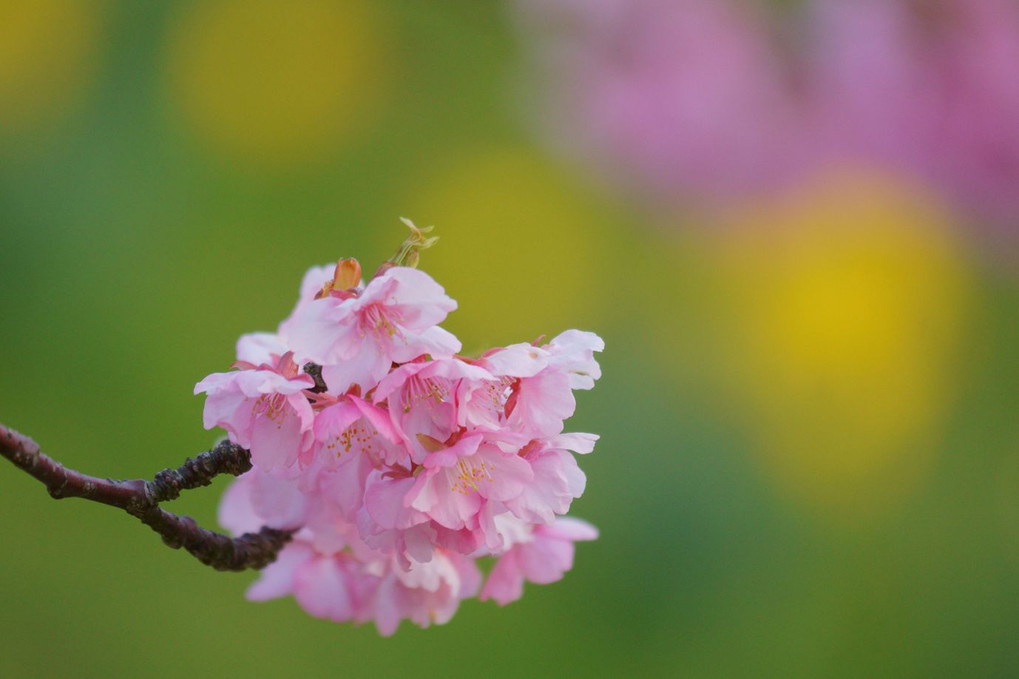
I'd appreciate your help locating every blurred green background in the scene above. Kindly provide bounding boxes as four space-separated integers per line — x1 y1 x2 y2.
2 1 1019 677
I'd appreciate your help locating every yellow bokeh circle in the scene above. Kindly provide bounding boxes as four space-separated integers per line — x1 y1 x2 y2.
714 172 973 517
165 0 388 166
0 0 103 131
400 147 612 349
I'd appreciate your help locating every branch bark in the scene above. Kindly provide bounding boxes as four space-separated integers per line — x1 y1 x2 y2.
0 422 293 571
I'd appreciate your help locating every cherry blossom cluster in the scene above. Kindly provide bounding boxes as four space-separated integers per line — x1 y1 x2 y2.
195 228 602 635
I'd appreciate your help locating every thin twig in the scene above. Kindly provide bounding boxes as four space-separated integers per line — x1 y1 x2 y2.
0 422 293 572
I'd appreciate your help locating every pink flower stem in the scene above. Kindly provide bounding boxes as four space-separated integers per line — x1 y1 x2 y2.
0 421 293 572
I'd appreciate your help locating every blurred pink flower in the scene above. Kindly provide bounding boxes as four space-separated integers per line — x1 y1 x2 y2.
516 0 1019 231
806 0 1019 225
517 0 803 207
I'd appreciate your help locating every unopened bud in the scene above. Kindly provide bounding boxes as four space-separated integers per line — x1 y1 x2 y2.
334 258 362 290
316 258 362 298
388 217 439 268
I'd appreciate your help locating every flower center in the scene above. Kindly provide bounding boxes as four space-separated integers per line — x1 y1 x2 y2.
450 458 494 495
402 375 449 414
251 393 287 427
325 422 375 458
360 303 402 341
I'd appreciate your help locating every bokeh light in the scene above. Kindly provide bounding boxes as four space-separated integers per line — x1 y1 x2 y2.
713 173 973 517
0 0 104 134
401 146 613 347
164 0 389 167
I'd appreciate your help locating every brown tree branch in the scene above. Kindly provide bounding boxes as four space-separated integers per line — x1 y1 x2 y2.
0 422 294 572
302 361 328 393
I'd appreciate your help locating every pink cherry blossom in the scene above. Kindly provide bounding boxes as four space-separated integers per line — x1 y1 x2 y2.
235 332 287 366
407 434 533 531
195 352 315 471
461 332 604 440
241 533 481 635
546 330 605 390
248 541 360 623
502 436 591 525
362 550 481 636
286 265 460 393
479 517 599 606
373 357 493 463
359 471 437 566
314 395 406 468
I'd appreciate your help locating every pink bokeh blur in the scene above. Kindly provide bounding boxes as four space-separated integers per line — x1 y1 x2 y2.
516 0 1019 236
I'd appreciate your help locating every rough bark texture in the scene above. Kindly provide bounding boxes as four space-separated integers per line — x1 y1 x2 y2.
0 422 293 572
